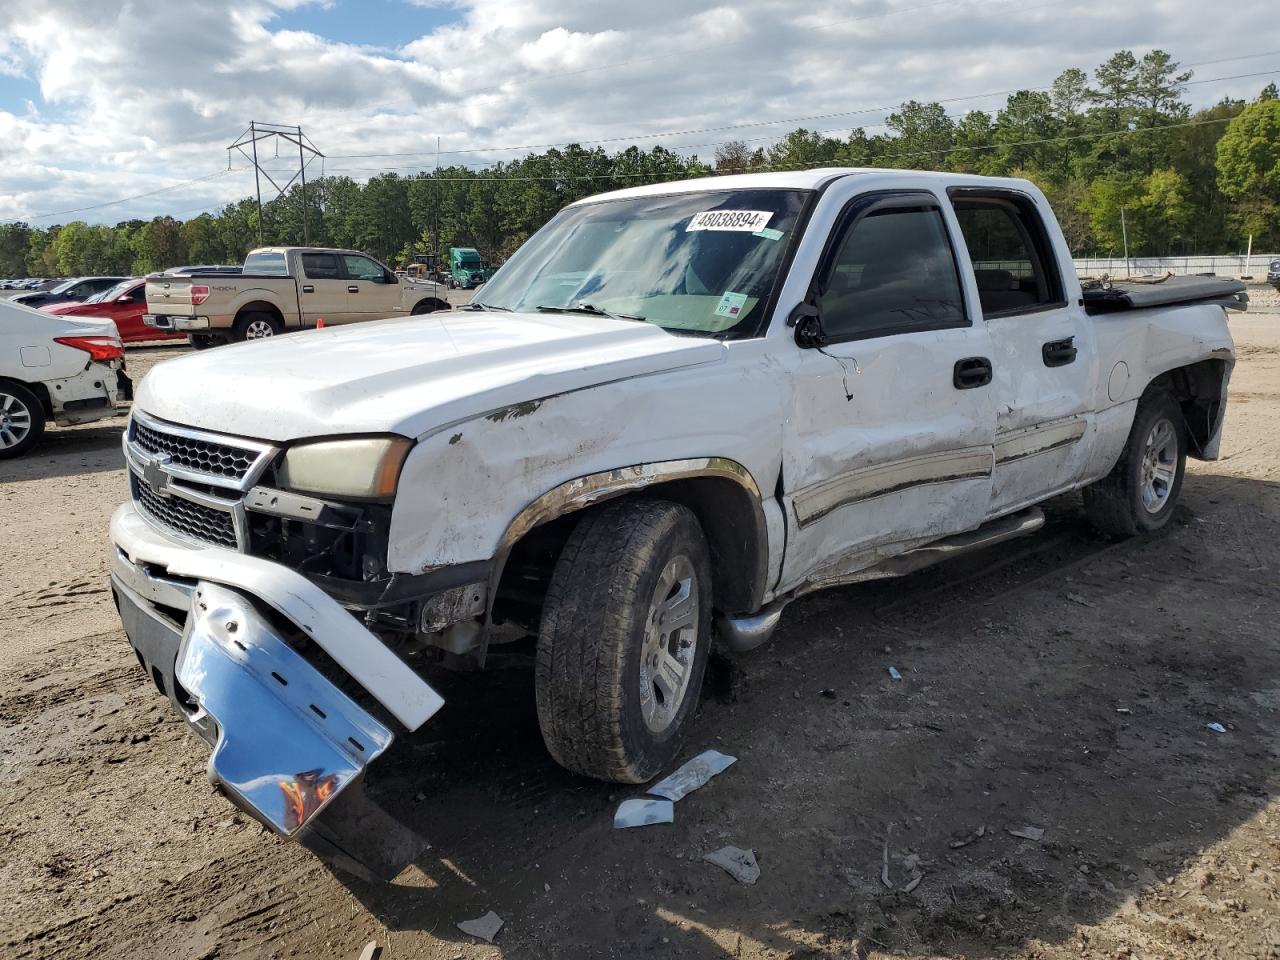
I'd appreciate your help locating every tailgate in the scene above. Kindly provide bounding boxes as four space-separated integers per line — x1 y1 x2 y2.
146 276 198 317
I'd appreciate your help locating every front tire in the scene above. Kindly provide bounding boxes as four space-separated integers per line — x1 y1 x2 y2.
0 381 45 460
1083 392 1187 537
536 500 712 783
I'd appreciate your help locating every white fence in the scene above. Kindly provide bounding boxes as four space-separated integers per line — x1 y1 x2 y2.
1072 255 1278 278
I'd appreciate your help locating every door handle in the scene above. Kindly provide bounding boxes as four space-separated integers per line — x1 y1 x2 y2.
347 285 360 293
1042 337 1077 367
301 284 314 293
953 356 992 390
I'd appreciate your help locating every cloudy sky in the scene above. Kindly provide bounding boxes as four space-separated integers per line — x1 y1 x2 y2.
0 0 1277 225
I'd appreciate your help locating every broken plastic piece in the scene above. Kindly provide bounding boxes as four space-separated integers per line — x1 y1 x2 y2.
357 942 380 960
703 846 760 884
614 797 674 828
1008 825 1045 841
888 666 903 680
1206 721 1227 734
646 749 737 802
456 911 504 943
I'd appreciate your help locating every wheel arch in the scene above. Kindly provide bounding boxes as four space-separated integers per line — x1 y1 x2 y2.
412 297 449 315
490 458 770 622
1141 352 1233 461
234 300 285 328
0 376 50 420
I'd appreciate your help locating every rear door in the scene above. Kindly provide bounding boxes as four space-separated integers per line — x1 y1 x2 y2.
298 252 352 325
341 254 404 322
779 187 997 589
949 189 1097 517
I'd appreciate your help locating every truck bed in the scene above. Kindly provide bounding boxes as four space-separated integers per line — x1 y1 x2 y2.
1082 274 1248 314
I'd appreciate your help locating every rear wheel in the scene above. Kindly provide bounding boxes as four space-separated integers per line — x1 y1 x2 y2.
188 334 217 350
1083 392 1186 537
233 312 282 342
536 500 712 783
0 381 45 460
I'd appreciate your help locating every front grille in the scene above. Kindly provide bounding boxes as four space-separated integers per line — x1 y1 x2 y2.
135 480 238 548
131 419 258 481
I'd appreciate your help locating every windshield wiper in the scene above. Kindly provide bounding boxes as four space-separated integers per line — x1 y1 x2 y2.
536 303 647 322
461 302 511 311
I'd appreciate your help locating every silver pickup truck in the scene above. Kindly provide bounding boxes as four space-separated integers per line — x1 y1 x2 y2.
110 169 1244 875
144 246 450 347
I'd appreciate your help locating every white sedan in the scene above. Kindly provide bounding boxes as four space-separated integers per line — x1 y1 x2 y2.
0 296 127 458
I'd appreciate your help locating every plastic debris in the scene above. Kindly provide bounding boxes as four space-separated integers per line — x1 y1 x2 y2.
1008 825 1045 841
949 825 986 849
613 797 674 828
456 911 504 943
902 873 923 893
647 749 737 802
1206 722 1227 734
703 846 760 884
888 666 903 680
357 942 380 960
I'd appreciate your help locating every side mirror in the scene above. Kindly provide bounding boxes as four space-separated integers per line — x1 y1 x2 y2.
787 300 828 349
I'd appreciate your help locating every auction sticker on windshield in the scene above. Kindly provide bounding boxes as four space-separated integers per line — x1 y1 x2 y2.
714 291 750 319
687 210 773 232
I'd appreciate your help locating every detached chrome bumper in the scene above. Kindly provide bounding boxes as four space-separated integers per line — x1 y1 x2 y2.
109 503 444 838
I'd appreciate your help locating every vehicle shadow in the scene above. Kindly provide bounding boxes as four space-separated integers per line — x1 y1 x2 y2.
318 472 1280 956
0 421 126 483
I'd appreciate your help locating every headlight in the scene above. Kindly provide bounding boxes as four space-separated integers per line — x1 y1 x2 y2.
278 436 413 500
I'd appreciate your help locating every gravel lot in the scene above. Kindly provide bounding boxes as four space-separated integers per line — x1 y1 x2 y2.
1 294 1278 960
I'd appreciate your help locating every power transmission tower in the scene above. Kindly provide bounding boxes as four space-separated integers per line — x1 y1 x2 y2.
228 122 325 245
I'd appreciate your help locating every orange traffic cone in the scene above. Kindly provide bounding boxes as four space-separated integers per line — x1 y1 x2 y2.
316 317 325 329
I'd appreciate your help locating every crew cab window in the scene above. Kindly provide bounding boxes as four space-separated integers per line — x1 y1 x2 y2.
343 255 389 283
819 206 966 341
951 194 1064 316
301 253 341 280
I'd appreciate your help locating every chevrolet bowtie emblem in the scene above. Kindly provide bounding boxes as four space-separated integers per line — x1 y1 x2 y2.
142 453 173 495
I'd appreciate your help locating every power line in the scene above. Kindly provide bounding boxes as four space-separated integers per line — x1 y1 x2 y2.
325 51 1280 163
4 169 235 223
316 66 1278 178
322 113 1240 186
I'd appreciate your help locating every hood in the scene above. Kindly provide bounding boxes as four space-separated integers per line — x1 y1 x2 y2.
42 301 98 316
136 311 726 442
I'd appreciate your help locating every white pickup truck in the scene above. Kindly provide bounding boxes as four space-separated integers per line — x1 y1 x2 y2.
108 169 1243 872
143 246 450 347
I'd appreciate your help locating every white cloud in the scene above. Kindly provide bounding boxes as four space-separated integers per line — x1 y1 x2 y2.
0 0 1275 224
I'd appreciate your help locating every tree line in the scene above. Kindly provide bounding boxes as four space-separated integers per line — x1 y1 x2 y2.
1 48 1277 279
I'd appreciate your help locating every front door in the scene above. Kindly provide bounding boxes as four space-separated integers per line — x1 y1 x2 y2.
949 190 1097 517
779 188 997 592
342 254 404 322
298 252 352 326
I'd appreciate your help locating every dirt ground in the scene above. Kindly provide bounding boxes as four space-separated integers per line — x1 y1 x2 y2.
1 294 1278 960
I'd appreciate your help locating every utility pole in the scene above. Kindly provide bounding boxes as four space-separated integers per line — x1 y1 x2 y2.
1120 207 1130 277
228 123 325 246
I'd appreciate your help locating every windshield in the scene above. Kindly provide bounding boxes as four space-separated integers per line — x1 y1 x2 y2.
87 281 131 303
244 252 288 275
50 278 80 294
474 188 809 338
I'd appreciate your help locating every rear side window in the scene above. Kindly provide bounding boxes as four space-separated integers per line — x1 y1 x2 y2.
951 194 1064 316
301 253 341 279
244 252 288 275
819 206 966 341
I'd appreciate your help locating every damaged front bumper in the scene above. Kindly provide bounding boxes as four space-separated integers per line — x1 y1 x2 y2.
109 503 444 841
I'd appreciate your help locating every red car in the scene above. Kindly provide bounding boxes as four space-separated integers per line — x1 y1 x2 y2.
41 279 186 344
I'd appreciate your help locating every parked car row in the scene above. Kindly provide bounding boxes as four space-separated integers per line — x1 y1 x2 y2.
1 277 62 290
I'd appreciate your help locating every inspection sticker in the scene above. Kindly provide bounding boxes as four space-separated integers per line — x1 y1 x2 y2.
714 291 750 319
687 210 773 232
